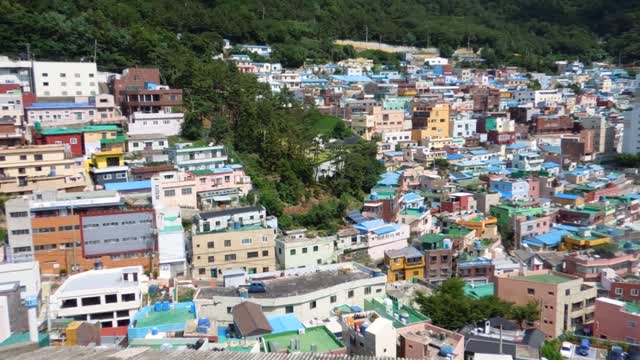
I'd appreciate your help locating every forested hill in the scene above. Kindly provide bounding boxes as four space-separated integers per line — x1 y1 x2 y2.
1 0 640 73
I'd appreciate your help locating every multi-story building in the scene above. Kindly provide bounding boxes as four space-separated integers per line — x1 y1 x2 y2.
415 234 453 284
155 207 187 279
275 229 336 269
513 213 554 246
565 252 639 281
0 261 41 300
32 61 98 98
340 311 396 357
384 246 424 282
48 266 144 328
87 150 129 187
4 190 156 274
151 171 197 209
495 270 597 338
581 116 616 155
168 143 228 172
26 101 95 128
397 322 465 360
352 219 410 261
594 297 640 343
489 179 530 201
0 87 27 145
623 96 640 154
127 111 184 137
191 165 252 207
191 206 276 279
411 101 451 141
0 56 32 92
33 128 84 157
126 134 168 153
512 152 544 171
441 192 477 214
194 262 386 323
81 124 123 156
450 112 477 138
118 85 182 117
110 68 161 104
0 144 88 195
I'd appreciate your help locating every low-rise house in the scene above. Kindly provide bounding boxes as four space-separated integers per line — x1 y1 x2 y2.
384 247 424 282
194 263 386 323
87 150 128 187
415 234 453 284
127 111 184 136
352 219 410 261
565 251 639 281
275 229 336 269
191 206 276 279
340 311 396 357
489 178 529 201
397 322 465 360
168 143 228 172
48 266 144 328
126 133 168 153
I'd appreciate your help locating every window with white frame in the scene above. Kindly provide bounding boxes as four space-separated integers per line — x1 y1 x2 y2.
241 238 252 245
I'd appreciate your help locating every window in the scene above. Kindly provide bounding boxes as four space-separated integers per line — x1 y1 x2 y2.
208 256 215 263
330 295 337 303
527 288 535 295
43 82 49 86
348 290 354 298
10 212 28 218
11 229 29 235
75 73 80 78
121 293 136 302
224 254 236 261
181 187 192 195
241 238 252 245
164 189 176 197
310 301 317 309
628 320 637 328
364 286 372 295
42 73 48 77
227 307 232 314
81 296 101 306
103 174 112 180
105 294 118 303
633 289 639 297
302 247 308 254
207 241 214 249
565 289 571 296
262 250 268 256
313 245 319 252
290 249 296 256
61 299 77 308
224 240 231 247
285 305 294 313
19 155 27 160
34 154 43 161
89 73 95 78
615 288 623 295
198 268 206 275
247 251 259 258
70 138 78 144
0 156 4 161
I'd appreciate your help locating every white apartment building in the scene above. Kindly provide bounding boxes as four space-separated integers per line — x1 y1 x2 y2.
127 134 168 152
127 111 184 136
32 61 98 97
275 229 336 269
0 56 32 92
379 131 412 146
425 57 448 66
272 72 301 90
48 266 145 328
450 113 477 138
156 207 187 279
353 220 411 261
25 102 96 128
623 98 640 154
168 143 228 171
194 263 386 323
512 152 544 171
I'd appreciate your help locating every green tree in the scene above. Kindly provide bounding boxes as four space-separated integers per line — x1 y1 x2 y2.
540 339 563 360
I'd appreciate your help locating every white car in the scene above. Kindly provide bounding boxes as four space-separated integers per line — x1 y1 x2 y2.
560 341 574 359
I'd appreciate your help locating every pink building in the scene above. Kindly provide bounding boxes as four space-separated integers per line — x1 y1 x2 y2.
594 297 640 343
397 322 465 360
513 213 553 246
564 252 640 281
191 165 252 195
374 108 405 133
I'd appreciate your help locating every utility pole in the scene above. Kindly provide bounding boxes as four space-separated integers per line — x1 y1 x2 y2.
365 25 368 43
93 39 97 63
71 205 76 274
26 43 31 61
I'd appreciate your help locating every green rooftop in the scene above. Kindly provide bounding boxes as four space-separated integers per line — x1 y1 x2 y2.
100 134 126 144
263 326 344 353
364 298 430 328
0 332 49 348
464 283 495 299
443 226 473 238
160 224 184 233
40 128 82 135
624 302 640 314
82 125 121 132
134 307 195 328
129 338 203 349
512 274 572 285
419 233 446 244
400 208 423 217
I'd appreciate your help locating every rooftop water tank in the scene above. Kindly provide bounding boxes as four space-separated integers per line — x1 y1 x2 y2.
360 323 369 335
438 345 453 357
198 318 211 328
154 302 162 312
162 301 170 311
151 327 159 336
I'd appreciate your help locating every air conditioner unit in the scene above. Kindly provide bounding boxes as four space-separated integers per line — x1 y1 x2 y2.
298 328 305 335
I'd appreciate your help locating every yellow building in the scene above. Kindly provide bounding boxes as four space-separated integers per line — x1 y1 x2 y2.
384 247 425 282
562 229 611 251
86 150 124 171
411 102 450 142
457 215 498 238
82 125 122 155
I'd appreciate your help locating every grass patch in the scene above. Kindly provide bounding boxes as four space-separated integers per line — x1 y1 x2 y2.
310 114 340 135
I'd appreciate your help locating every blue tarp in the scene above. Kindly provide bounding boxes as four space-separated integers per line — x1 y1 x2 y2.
104 180 151 191
267 314 304 334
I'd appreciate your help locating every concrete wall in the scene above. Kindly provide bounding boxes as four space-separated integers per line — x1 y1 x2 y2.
81 210 155 257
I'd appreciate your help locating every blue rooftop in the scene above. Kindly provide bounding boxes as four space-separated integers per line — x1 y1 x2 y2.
377 172 402 186
519 152 541 158
27 102 93 109
447 154 464 160
554 193 581 200
543 162 560 169
523 229 570 247
402 192 424 203
507 143 530 150
331 75 373 83
354 219 386 232
104 180 151 191
469 150 488 155
267 314 304 334
383 151 404 157
373 224 400 235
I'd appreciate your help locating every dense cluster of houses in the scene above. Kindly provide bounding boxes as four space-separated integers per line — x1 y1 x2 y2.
1 42 640 359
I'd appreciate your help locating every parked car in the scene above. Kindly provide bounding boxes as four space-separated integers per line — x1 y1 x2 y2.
576 339 590 356
561 341 574 359
609 346 628 360
248 281 266 293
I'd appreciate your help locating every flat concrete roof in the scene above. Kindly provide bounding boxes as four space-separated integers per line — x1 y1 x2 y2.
197 270 372 299
511 273 572 285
